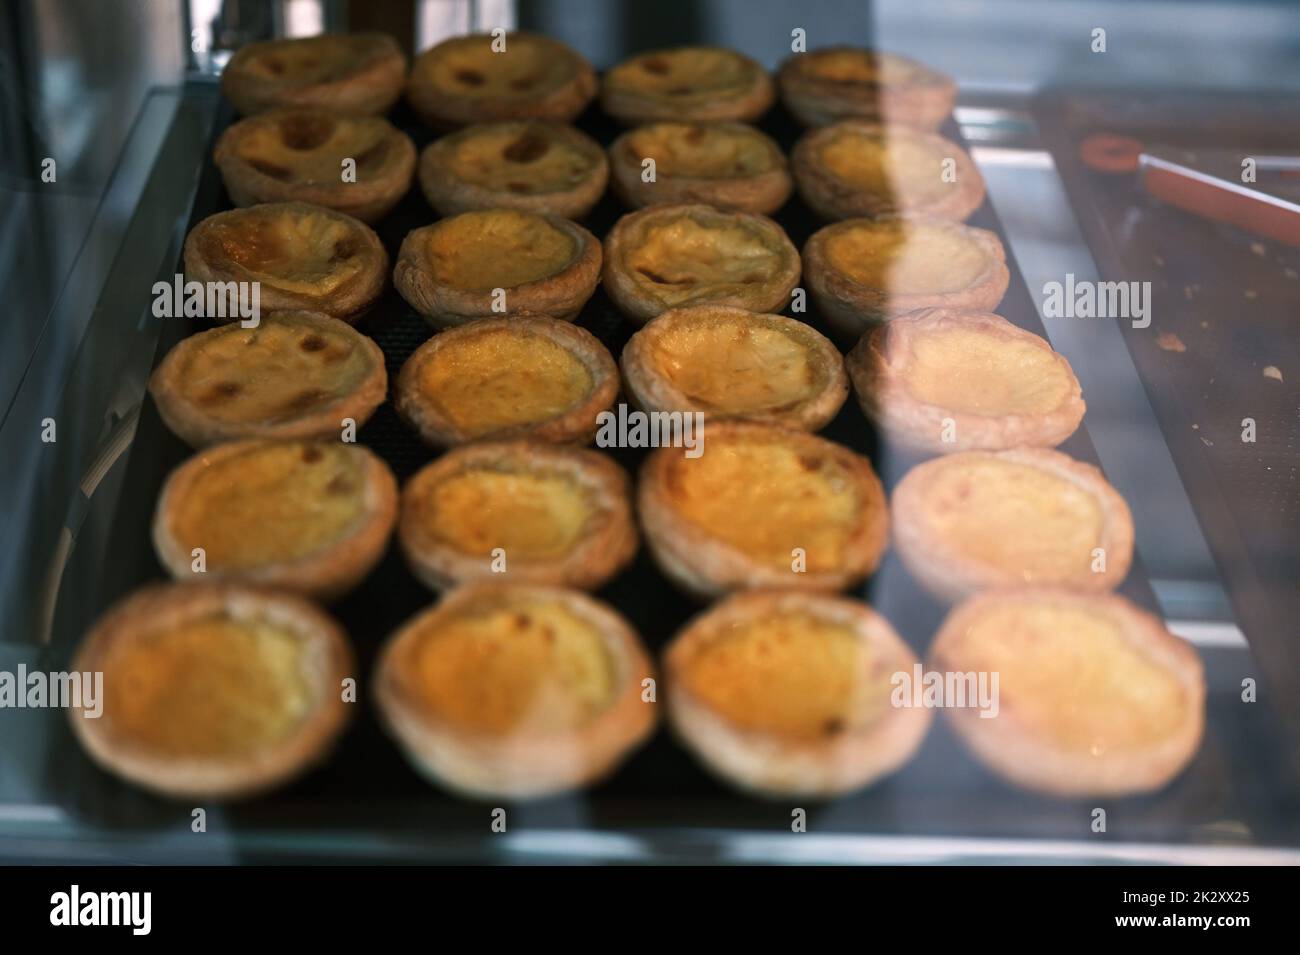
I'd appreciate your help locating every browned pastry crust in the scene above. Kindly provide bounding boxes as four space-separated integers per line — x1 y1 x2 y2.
602 203 801 325
891 447 1134 603
803 217 1009 340
152 439 398 601
792 121 985 222
148 311 387 449
68 582 354 800
929 588 1205 796
600 47 774 125
373 582 657 798
664 590 932 797
394 315 619 447
418 121 609 220
406 32 597 130
620 305 848 431
777 47 956 129
398 440 638 591
608 121 791 215
846 308 1086 453
638 420 889 598
182 202 388 323
222 33 406 117
214 108 416 223
393 209 601 328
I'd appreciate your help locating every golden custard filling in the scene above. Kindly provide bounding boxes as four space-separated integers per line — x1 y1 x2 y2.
199 209 366 294
955 603 1189 752
624 124 774 178
170 442 366 569
904 328 1073 416
177 317 373 423
445 127 595 193
682 612 890 737
609 48 753 97
407 599 617 734
667 438 862 570
102 615 315 757
651 319 826 413
624 214 785 306
919 456 1104 583
421 467 597 560
243 36 375 84
826 222 989 293
421 210 576 290
418 328 594 437
420 37 575 98
234 113 397 183
820 132 950 203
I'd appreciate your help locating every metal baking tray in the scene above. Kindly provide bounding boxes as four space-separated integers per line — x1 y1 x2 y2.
1035 90 1300 765
23 85 1300 862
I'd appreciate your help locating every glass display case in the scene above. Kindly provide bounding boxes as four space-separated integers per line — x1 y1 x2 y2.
1 0 1297 864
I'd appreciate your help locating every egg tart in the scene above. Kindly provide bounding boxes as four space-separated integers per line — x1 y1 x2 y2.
183 202 387 323
406 32 597 130
847 308 1085 453
608 122 790 215
214 109 416 223
603 203 800 325
153 439 397 601
778 48 956 130
394 209 601 328
395 316 618 447
621 305 847 431
929 589 1205 796
792 121 985 222
600 47 774 125
399 441 637 592
804 218 1009 339
222 33 406 117
892 448 1134 603
418 121 608 220
374 583 656 799
68 583 353 800
149 311 386 448
666 590 930 797
639 421 888 598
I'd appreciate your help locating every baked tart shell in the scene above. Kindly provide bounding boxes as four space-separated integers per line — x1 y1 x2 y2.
148 311 388 449
892 447 1135 603
599 47 775 126
847 307 1085 453
638 420 889 598
222 33 407 117
804 218 1009 340
152 439 398 601
665 590 931 797
214 109 416 223
620 305 848 432
373 583 657 799
929 588 1205 796
394 315 619 447
398 440 638 592
406 33 597 130
792 121 985 222
777 48 956 130
418 121 609 220
602 203 801 325
68 583 354 800
394 213 602 329
183 202 389 323
608 122 791 216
